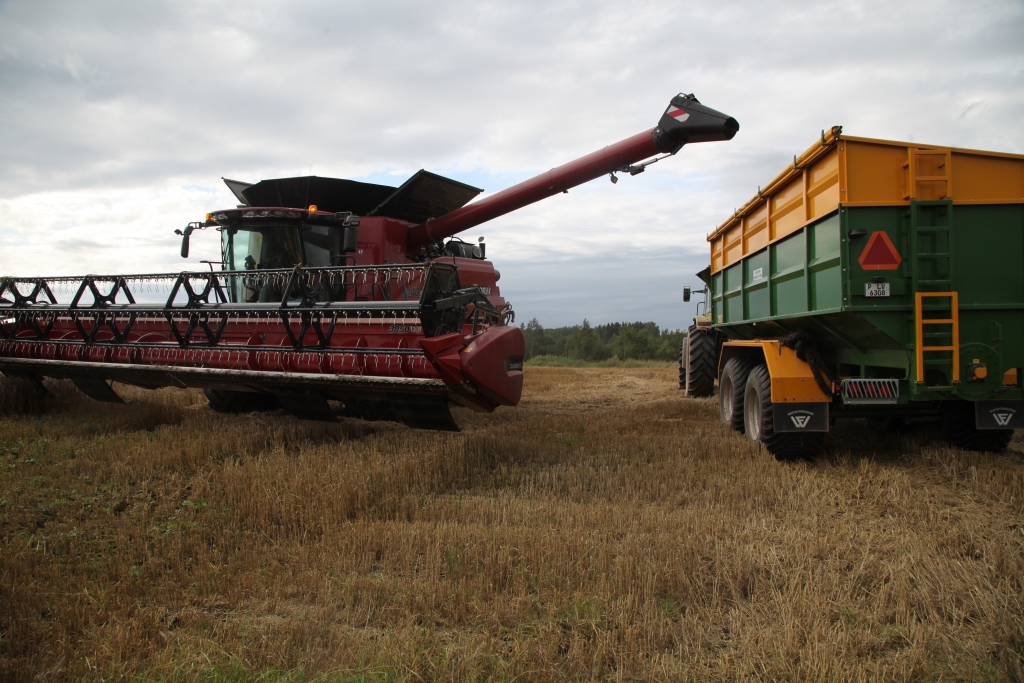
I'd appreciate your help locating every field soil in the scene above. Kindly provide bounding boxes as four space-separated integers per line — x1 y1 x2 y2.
1 368 1023 681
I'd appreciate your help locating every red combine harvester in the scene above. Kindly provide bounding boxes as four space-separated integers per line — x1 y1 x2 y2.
0 94 738 430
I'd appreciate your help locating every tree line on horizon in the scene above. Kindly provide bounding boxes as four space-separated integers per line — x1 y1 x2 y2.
519 318 686 362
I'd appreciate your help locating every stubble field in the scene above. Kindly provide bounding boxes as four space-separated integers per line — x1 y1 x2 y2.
1 367 1023 681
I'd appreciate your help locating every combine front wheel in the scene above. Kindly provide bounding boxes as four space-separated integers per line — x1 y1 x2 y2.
204 389 280 414
684 325 717 397
743 364 824 460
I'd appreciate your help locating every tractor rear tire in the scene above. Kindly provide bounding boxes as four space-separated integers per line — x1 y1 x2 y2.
684 326 717 397
743 363 825 460
678 343 686 390
719 355 757 432
204 389 280 414
942 401 1013 453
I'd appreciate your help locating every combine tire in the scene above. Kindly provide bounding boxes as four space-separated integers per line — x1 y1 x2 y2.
942 401 1013 453
743 363 825 460
204 389 280 414
684 325 717 397
719 355 757 431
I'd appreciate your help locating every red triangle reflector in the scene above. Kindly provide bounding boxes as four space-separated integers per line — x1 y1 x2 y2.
858 231 902 271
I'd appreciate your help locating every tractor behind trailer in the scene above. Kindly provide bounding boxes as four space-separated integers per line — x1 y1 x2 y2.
681 127 1024 459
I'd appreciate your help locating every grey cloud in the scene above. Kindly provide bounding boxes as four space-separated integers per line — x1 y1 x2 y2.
53 237 110 251
2 0 1020 197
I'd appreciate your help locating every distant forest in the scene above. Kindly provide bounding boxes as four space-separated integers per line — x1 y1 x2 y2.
520 318 686 362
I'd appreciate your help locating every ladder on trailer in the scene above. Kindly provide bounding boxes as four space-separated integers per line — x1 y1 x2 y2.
909 201 959 385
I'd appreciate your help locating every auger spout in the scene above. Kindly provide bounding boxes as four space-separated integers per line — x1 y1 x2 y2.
406 94 738 252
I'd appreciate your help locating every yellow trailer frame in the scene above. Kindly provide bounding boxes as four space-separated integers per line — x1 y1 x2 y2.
719 340 831 403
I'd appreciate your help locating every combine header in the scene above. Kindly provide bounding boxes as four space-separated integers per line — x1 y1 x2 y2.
1 94 738 429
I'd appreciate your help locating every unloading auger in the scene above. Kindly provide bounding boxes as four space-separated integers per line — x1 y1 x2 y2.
0 94 738 429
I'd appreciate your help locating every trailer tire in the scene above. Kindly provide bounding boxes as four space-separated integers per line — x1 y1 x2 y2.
942 401 1013 453
719 355 757 431
685 326 717 397
204 389 280 414
743 364 825 460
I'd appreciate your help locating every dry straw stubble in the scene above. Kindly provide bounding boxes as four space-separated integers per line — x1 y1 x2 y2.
0 368 1022 681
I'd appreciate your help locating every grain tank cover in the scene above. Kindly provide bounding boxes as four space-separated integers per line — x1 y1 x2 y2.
369 170 482 224
222 178 254 205
240 176 397 214
231 173 482 222
653 94 740 153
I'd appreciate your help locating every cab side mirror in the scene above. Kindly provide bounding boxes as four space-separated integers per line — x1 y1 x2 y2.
683 286 691 303
174 222 204 259
343 227 359 253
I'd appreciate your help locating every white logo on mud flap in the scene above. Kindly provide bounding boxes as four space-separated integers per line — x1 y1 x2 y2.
990 407 1016 427
788 410 814 429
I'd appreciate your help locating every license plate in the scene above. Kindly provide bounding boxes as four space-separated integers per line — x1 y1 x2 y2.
865 282 890 297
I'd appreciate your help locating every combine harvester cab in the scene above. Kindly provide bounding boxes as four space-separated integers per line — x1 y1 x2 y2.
683 128 1024 459
1 94 738 430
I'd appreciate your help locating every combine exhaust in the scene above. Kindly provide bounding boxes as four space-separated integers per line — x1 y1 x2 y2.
1 93 738 429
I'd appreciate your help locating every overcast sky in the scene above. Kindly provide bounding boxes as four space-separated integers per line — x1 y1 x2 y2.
1 0 1022 330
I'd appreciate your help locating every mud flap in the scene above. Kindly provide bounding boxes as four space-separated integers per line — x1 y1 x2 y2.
72 378 126 403
974 400 1024 429
773 402 829 432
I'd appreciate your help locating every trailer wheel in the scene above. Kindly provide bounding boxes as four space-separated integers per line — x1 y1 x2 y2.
942 400 1013 453
684 325 717 397
204 389 280 414
743 364 825 460
719 355 756 431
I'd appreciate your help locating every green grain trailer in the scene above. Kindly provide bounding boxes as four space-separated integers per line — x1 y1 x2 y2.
681 127 1024 459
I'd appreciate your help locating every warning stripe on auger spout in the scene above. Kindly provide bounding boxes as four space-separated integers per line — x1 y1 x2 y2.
665 105 690 123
